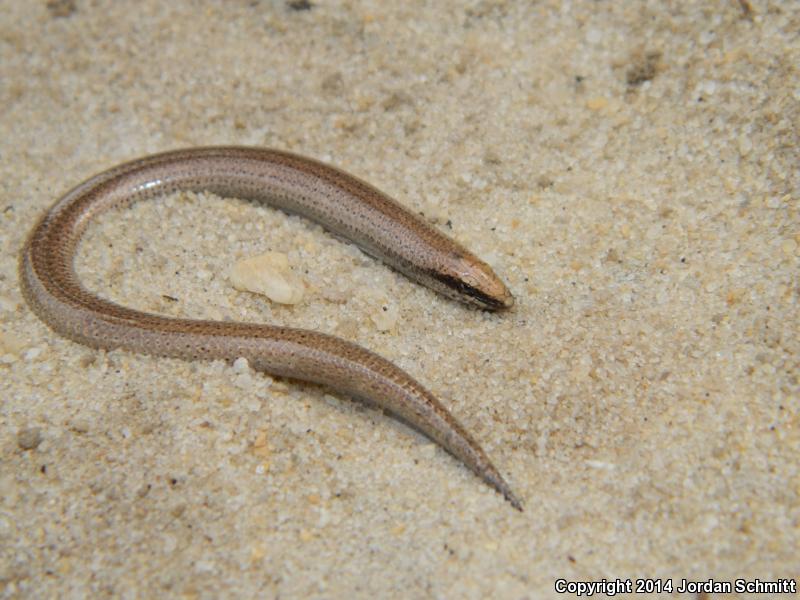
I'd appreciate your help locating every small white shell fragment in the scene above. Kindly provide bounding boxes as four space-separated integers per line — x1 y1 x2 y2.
232 357 250 373
230 252 304 304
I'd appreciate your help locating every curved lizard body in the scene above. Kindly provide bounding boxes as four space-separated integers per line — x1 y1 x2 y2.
19 147 521 510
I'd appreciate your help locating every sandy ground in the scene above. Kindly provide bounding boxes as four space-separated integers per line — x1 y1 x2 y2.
1 1 798 598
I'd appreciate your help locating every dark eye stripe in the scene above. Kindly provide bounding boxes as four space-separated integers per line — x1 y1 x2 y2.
425 270 505 310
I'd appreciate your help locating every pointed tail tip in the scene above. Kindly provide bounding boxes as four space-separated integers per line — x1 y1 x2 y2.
506 490 524 512
486 470 524 511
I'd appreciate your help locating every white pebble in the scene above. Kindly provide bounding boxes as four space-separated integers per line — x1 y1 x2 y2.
233 357 250 373
230 252 304 304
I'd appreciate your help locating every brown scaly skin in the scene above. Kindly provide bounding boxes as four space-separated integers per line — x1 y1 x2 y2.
19 147 522 510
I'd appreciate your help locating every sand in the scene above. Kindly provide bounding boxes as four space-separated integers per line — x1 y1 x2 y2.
1 1 797 597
